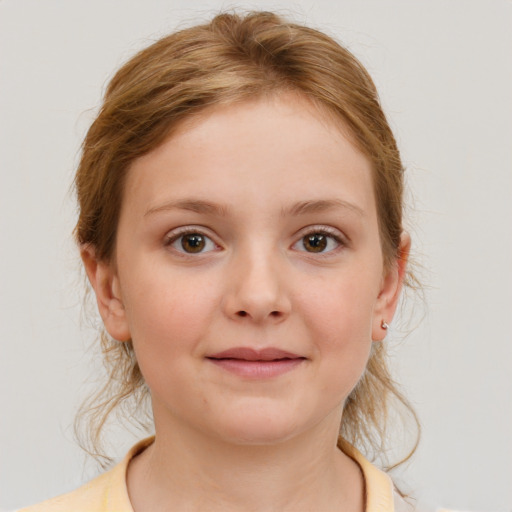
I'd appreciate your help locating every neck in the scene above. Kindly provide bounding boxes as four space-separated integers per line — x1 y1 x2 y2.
127 407 364 512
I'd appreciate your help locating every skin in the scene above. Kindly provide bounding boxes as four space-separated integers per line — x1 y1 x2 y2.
83 93 409 512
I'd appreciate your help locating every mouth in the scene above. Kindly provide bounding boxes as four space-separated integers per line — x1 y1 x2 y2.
206 347 306 379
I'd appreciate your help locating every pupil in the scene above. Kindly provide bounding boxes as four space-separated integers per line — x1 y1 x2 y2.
182 234 205 253
305 234 327 252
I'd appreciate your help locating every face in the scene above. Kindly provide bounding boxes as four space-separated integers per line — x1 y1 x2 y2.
84 93 407 446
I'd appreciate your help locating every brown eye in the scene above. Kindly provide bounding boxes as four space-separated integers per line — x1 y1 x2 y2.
302 233 328 252
181 233 206 253
293 230 342 254
167 231 217 255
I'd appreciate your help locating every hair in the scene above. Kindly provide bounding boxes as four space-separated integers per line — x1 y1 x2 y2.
74 10 420 469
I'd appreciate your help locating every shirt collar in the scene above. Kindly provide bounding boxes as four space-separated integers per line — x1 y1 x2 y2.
104 435 395 511
338 437 395 512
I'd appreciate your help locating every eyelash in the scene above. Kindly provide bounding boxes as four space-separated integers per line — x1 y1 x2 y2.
164 227 219 255
164 226 346 257
293 226 346 255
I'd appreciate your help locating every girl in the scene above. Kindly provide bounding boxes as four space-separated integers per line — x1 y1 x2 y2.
20 10 446 512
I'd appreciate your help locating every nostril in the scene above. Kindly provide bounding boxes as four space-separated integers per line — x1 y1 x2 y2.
234 310 284 319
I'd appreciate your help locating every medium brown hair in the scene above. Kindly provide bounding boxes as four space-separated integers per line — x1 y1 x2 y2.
74 10 419 468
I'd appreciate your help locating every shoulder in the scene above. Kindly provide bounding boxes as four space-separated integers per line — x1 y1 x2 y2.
18 437 155 512
17 470 116 512
337 438 458 512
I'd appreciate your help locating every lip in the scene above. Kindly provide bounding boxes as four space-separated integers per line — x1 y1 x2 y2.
206 347 306 379
208 347 302 361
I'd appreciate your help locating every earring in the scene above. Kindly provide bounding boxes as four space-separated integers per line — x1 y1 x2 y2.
381 320 389 330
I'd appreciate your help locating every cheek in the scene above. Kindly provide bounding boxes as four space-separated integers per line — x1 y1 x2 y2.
123 282 218 403
295 271 378 388
298 271 379 344
120 269 219 360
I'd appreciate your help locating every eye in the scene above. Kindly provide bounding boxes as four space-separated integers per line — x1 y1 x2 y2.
166 230 217 254
293 229 343 254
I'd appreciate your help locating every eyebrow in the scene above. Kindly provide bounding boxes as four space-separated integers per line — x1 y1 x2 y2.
282 199 365 218
145 199 230 217
144 198 364 218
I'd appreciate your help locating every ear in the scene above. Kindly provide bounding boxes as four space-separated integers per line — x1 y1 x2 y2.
81 245 131 342
371 232 411 342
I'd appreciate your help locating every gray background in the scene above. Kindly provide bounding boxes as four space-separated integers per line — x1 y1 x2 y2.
1 1 511 510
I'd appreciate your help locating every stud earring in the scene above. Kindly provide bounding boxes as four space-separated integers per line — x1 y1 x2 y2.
381 320 389 330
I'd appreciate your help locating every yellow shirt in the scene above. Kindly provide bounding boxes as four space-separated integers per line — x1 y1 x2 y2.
19 436 417 511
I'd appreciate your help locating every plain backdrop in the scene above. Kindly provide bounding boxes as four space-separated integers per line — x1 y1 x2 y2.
1 1 511 511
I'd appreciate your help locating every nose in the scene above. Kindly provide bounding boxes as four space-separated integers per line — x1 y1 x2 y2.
222 247 291 324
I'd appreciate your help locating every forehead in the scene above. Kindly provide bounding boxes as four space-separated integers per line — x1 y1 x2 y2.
123 93 376 220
